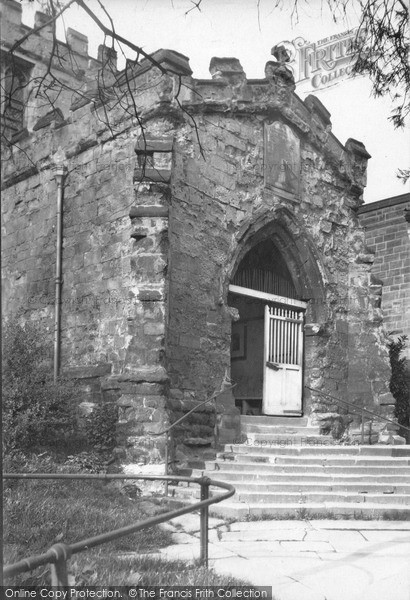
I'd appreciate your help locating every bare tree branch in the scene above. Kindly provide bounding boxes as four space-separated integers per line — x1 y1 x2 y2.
1 0 408 174
8 0 77 54
75 0 168 74
352 0 409 128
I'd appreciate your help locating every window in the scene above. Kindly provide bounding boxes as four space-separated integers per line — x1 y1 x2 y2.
137 152 154 170
1 56 33 139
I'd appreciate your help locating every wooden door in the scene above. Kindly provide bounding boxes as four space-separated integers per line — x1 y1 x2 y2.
263 304 304 415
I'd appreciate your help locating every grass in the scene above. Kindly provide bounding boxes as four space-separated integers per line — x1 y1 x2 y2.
64 555 251 587
4 476 173 585
3 451 251 587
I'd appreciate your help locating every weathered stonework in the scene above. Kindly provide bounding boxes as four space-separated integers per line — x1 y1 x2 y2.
1 0 402 465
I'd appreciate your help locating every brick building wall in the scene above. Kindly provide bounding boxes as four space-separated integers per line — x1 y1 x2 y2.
358 194 410 360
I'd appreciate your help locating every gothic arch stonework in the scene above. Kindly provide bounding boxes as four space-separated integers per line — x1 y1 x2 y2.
225 207 328 323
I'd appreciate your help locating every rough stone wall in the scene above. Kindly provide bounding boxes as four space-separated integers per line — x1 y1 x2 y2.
2 0 401 461
358 194 410 359
1 0 186 463
168 109 394 450
1 109 171 461
162 57 399 456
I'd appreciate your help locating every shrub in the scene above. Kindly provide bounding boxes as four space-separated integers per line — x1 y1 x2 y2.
84 403 118 450
389 335 410 441
2 319 78 452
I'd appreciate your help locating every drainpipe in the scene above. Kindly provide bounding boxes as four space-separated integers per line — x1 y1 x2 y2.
53 163 67 382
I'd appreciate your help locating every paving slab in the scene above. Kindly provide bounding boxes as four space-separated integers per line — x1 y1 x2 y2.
315 552 366 561
254 556 329 573
220 529 305 542
279 540 335 553
165 518 410 600
303 530 335 543
158 540 238 562
294 564 382 600
229 520 312 531
362 542 410 556
292 558 410 600
158 544 200 562
216 540 283 557
248 553 409 600
207 556 276 586
273 580 326 600
360 530 410 542
310 519 410 530
170 531 199 544
317 554 409 575
317 529 368 552
168 513 225 532
232 557 328 600
208 542 242 560
364 573 410 600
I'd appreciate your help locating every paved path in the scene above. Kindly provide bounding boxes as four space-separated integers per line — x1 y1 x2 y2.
156 516 410 600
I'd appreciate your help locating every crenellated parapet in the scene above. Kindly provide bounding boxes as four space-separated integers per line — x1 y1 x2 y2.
0 0 113 136
1 0 369 200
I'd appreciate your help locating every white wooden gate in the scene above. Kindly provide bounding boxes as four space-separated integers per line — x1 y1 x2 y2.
263 304 304 415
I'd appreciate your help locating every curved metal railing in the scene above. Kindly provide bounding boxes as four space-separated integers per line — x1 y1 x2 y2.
3 472 235 587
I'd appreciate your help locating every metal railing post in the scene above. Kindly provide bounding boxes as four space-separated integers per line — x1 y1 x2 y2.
361 410 365 444
164 431 169 496
49 543 71 588
199 476 211 567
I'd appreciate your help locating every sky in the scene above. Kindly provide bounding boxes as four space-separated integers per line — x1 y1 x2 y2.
21 0 410 203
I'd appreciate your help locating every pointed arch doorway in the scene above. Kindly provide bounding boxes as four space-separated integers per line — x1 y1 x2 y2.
229 239 307 416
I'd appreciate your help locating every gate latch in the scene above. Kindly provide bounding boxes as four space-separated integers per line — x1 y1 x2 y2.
266 361 280 371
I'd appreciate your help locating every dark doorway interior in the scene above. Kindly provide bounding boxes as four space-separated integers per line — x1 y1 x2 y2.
231 239 298 299
229 239 299 415
229 293 264 415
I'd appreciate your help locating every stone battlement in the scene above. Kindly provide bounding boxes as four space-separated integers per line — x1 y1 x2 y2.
1 0 369 199
1 0 107 62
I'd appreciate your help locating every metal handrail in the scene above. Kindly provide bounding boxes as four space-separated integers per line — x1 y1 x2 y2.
153 383 236 438
159 388 222 484
306 386 410 442
3 472 235 587
147 382 236 493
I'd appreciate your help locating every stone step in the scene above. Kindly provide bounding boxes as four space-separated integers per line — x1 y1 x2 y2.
235 491 410 505
221 444 410 457
225 482 410 494
227 453 410 471
192 470 410 484
272 453 410 463
240 425 322 435
166 495 410 521
176 443 410 520
201 461 410 474
236 434 336 444
172 484 410 502
207 501 410 520
240 416 309 426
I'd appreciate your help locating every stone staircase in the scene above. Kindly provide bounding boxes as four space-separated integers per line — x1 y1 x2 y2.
170 416 410 519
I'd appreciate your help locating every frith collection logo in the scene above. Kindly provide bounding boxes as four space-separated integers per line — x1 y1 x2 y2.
274 28 360 91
